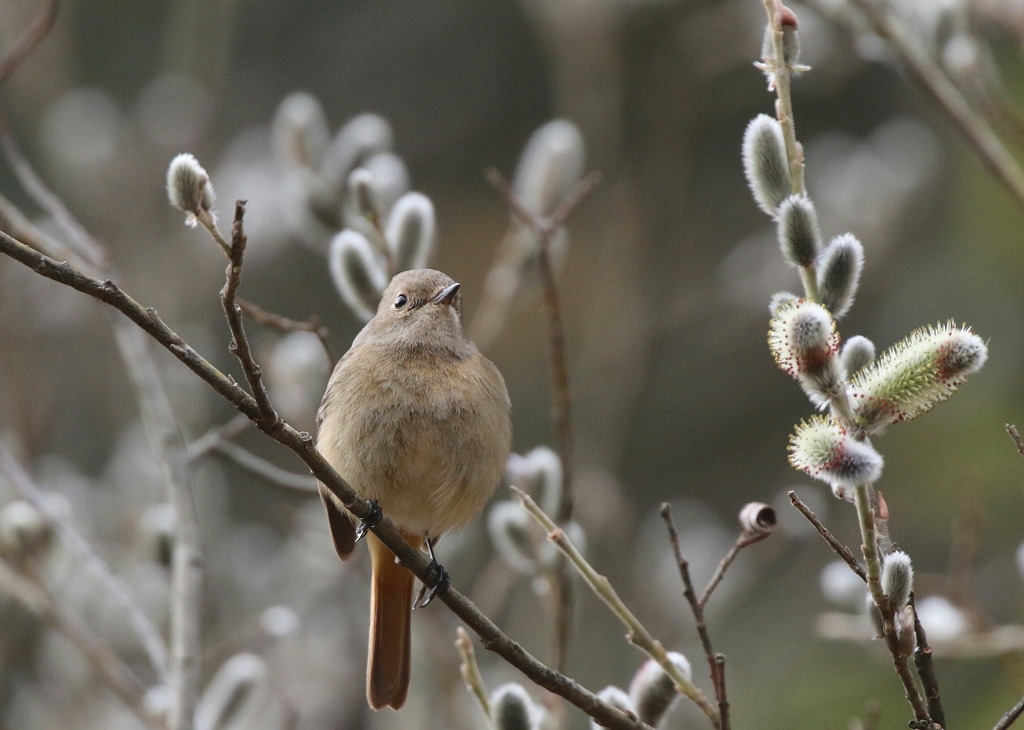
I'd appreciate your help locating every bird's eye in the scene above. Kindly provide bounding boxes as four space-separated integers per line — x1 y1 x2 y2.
395 294 408 309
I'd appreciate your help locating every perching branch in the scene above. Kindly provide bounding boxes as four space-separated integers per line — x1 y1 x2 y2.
0 225 653 730
515 486 721 728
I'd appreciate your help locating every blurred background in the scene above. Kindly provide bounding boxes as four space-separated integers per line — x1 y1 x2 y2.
1 0 1024 728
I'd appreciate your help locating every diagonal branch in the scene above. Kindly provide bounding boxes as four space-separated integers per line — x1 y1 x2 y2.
0 0 61 87
789 491 866 581
0 227 653 730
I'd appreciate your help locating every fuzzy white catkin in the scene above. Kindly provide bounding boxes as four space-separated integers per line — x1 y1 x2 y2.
817 233 864 319
742 114 791 217
507 446 563 518
361 152 410 218
881 551 914 611
627 653 692 727
490 684 538 730
328 230 388 322
137 503 175 567
0 500 52 557
789 415 884 490
769 291 798 317
166 153 215 221
272 92 330 170
514 119 586 218
488 500 540 575
386 192 436 273
590 687 636 730
777 194 822 268
321 113 394 190
841 335 875 377
769 299 837 377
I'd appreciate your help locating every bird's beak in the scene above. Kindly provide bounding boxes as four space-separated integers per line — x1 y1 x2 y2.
432 282 461 305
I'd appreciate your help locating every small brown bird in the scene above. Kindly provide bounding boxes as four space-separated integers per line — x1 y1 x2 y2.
316 269 512 710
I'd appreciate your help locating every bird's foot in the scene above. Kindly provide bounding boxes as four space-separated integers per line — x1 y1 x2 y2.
414 538 449 609
354 500 383 543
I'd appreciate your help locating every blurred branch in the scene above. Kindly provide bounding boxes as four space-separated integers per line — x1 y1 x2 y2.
187 414 251 460
514 486 721 727
0 558 156 727
0 0 60 87
0 118 203 730
208 439 317 494
485 167 598 671
237 296 337 364
0 225 652 730
0 447 169 682
659 504 726 729
1006 424 1024 461
789 491 866 581
842 0 1024 212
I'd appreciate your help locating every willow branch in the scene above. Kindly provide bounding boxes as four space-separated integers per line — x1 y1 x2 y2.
0 0 60 87
208 439 318 494
186 414 251 461
995 695 1024 730
515 486 721 727
789 491 866 581
910 593 945 728
236 297 336 364
698 530 771 609
0 228 652 730
456 627 494 729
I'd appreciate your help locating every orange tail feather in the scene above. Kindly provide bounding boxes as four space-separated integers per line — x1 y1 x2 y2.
366 531 420 710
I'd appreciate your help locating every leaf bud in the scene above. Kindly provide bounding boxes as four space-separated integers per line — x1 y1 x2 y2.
272 92 330 170
777 194 822 268
848 322 987 433
386 192 436 273
881 550 913 612
817 234 864 320
840 335 875 377
742 114 791 217
590 686 636 729
514 119 586 218
627 652 692 727
490 683 539 730
0 500 53 559
738 502 777 537
328 230 388 322
166 153 215 225
789 415 884 491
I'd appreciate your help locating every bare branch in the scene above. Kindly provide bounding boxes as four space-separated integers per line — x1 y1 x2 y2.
994 695 1024 730
1007 424 1024 462
237 296 337 364
0 228 653 730
456 627 494 729
208 439 317 494
658 504 726 729
698 530 771 609
0 0 61 87
187 414 251 461
789 491 866 581
0 447 168 681
910 593 945 728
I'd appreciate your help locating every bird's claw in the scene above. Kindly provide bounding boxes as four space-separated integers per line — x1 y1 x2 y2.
354 500 383 543
414 539 449 609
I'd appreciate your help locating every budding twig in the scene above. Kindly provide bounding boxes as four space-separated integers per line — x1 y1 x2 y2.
514 486 721 728
456 627 494 729
910 593 945 728
698 530 772 609
236 296 336 364
788 491 866 581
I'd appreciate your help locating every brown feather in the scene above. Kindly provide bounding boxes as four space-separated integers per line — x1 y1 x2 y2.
319 484 356 560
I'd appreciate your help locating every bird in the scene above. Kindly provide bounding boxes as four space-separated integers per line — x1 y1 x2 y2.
316 268 512 710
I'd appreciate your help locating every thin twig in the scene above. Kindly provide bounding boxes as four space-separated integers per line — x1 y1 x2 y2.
514 486 721 727
456 627 494 729
910 593 945 728
994 695 1024 730
715 654 729 730
698 531 771 609
844 0 1024 212
220 202 280 429
0 228 654 730
854 484 930 724
186 414 251 461
658 504 722 707
0 558 157 727
236 297 336 364
0 0 60 87
788 491 866 581
0 447 169 681
208 439 317 493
